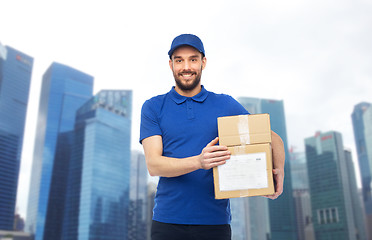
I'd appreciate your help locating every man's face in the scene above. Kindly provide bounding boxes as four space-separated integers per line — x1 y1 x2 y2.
169 46 206 92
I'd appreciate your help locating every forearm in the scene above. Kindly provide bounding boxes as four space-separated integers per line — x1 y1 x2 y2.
142 135 202 178
143 136 229 178
271 131 285 170
146 154 201 178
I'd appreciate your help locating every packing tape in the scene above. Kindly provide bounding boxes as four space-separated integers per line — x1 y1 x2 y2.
233 145 246 155
238 115 250 144
239 189 250 197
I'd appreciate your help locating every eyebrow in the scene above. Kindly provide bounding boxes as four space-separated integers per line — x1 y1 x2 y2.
173 55 200 59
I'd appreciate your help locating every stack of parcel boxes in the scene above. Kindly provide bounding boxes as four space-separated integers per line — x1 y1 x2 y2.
213 114 275 199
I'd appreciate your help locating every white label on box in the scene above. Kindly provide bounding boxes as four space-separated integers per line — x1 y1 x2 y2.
218 152 268 191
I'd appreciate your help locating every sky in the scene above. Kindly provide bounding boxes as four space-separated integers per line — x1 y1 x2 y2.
1 0 372 219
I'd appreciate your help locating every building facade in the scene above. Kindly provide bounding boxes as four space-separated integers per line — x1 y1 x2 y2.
230 198 248 240
25 63 93 239
246 197 271 240
305 131 357 240
62 90 132 240
289 151 315 240
128 150 148 240
0 43 33 230
146 183 156 240
238 97 297 240
344 150 368 240
351 102 372 239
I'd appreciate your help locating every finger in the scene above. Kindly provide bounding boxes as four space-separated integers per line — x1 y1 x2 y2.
204 149 230 158
205 155 230 163
275 182 283 195
204 159 228 169
273 168 282 175
205 145 228 153
206 137 219 147
272 169 284 193
263 194 277 200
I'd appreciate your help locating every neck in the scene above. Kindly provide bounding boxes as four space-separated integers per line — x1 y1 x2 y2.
174 84 202 97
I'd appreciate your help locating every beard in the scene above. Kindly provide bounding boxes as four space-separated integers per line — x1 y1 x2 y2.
173 68 202 91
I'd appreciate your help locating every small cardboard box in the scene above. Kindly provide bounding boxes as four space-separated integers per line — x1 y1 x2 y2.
213 114 275 199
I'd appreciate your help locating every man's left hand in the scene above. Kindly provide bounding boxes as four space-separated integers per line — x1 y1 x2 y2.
263 168 284 200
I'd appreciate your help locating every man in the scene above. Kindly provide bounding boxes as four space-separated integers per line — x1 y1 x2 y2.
140 34 285 240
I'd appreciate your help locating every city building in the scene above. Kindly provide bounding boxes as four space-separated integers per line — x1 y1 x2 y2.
0 230 32 240
238 97 297 240
128 150 148 240
289 150 315 240
351 102 372 239
13 214 25 232
146 183 156 240
305 131 357 240
62 90 132 240
344 149 368 240
0 43 33 230
246 197 271 240
25 63 93 240
230 198 248 240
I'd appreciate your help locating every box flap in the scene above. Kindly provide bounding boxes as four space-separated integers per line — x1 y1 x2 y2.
217 114 271 147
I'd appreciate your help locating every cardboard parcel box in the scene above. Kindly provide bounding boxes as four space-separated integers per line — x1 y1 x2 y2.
213 114 275 199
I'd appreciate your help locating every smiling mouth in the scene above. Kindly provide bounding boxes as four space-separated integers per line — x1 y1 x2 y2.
180 72 195 79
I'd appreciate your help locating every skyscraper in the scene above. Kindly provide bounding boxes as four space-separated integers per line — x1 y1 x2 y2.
25 62 93 239
246 197 271 240
351 102 372 239
344 149 368 240
289 150 315 240
128 150 148 240
62 90 132 240
146 183 156 240
0 43 33 230
305 131 357 240
230 198 248 240
238 97 297 240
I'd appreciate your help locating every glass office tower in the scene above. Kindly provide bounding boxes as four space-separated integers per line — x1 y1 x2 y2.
289 151 315 240
352 102 372 238
25 63 93 239
62 90 132 240
238 97 297 240
128 150 148 240
230 198 248 240
344 150 368 240
305 131 357 240
0 43 33 230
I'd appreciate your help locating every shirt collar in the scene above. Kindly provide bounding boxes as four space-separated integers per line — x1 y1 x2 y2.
170 85 209 104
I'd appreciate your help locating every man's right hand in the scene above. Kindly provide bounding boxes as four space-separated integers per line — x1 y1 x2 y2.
199 137 231 170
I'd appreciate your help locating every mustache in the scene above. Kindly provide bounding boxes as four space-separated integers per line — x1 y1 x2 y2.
179 71 196 75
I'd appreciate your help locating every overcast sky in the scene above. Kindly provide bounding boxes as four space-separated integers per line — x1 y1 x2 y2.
1 0 371 219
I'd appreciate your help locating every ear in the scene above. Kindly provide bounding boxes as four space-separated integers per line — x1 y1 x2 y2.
202 57 207 70
169 59 173 71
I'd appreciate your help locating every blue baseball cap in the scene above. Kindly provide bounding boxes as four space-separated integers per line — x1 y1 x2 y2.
168 34 205 58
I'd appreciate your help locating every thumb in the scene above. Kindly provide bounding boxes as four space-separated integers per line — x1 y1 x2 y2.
206 137 219 147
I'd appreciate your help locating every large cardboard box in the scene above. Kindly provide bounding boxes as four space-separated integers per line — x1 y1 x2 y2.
213 114 275 199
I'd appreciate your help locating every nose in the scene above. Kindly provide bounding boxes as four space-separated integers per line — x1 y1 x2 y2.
183 60 191 71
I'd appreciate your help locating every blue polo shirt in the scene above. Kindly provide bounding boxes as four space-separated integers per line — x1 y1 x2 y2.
140 86 248 225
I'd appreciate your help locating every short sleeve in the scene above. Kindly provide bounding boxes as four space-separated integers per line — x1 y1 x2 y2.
230 96 250 115
139 99 162 144
222 95 250 116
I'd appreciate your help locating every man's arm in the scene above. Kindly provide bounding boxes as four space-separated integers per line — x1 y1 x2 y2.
264 130 285 199
142 135 230 177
